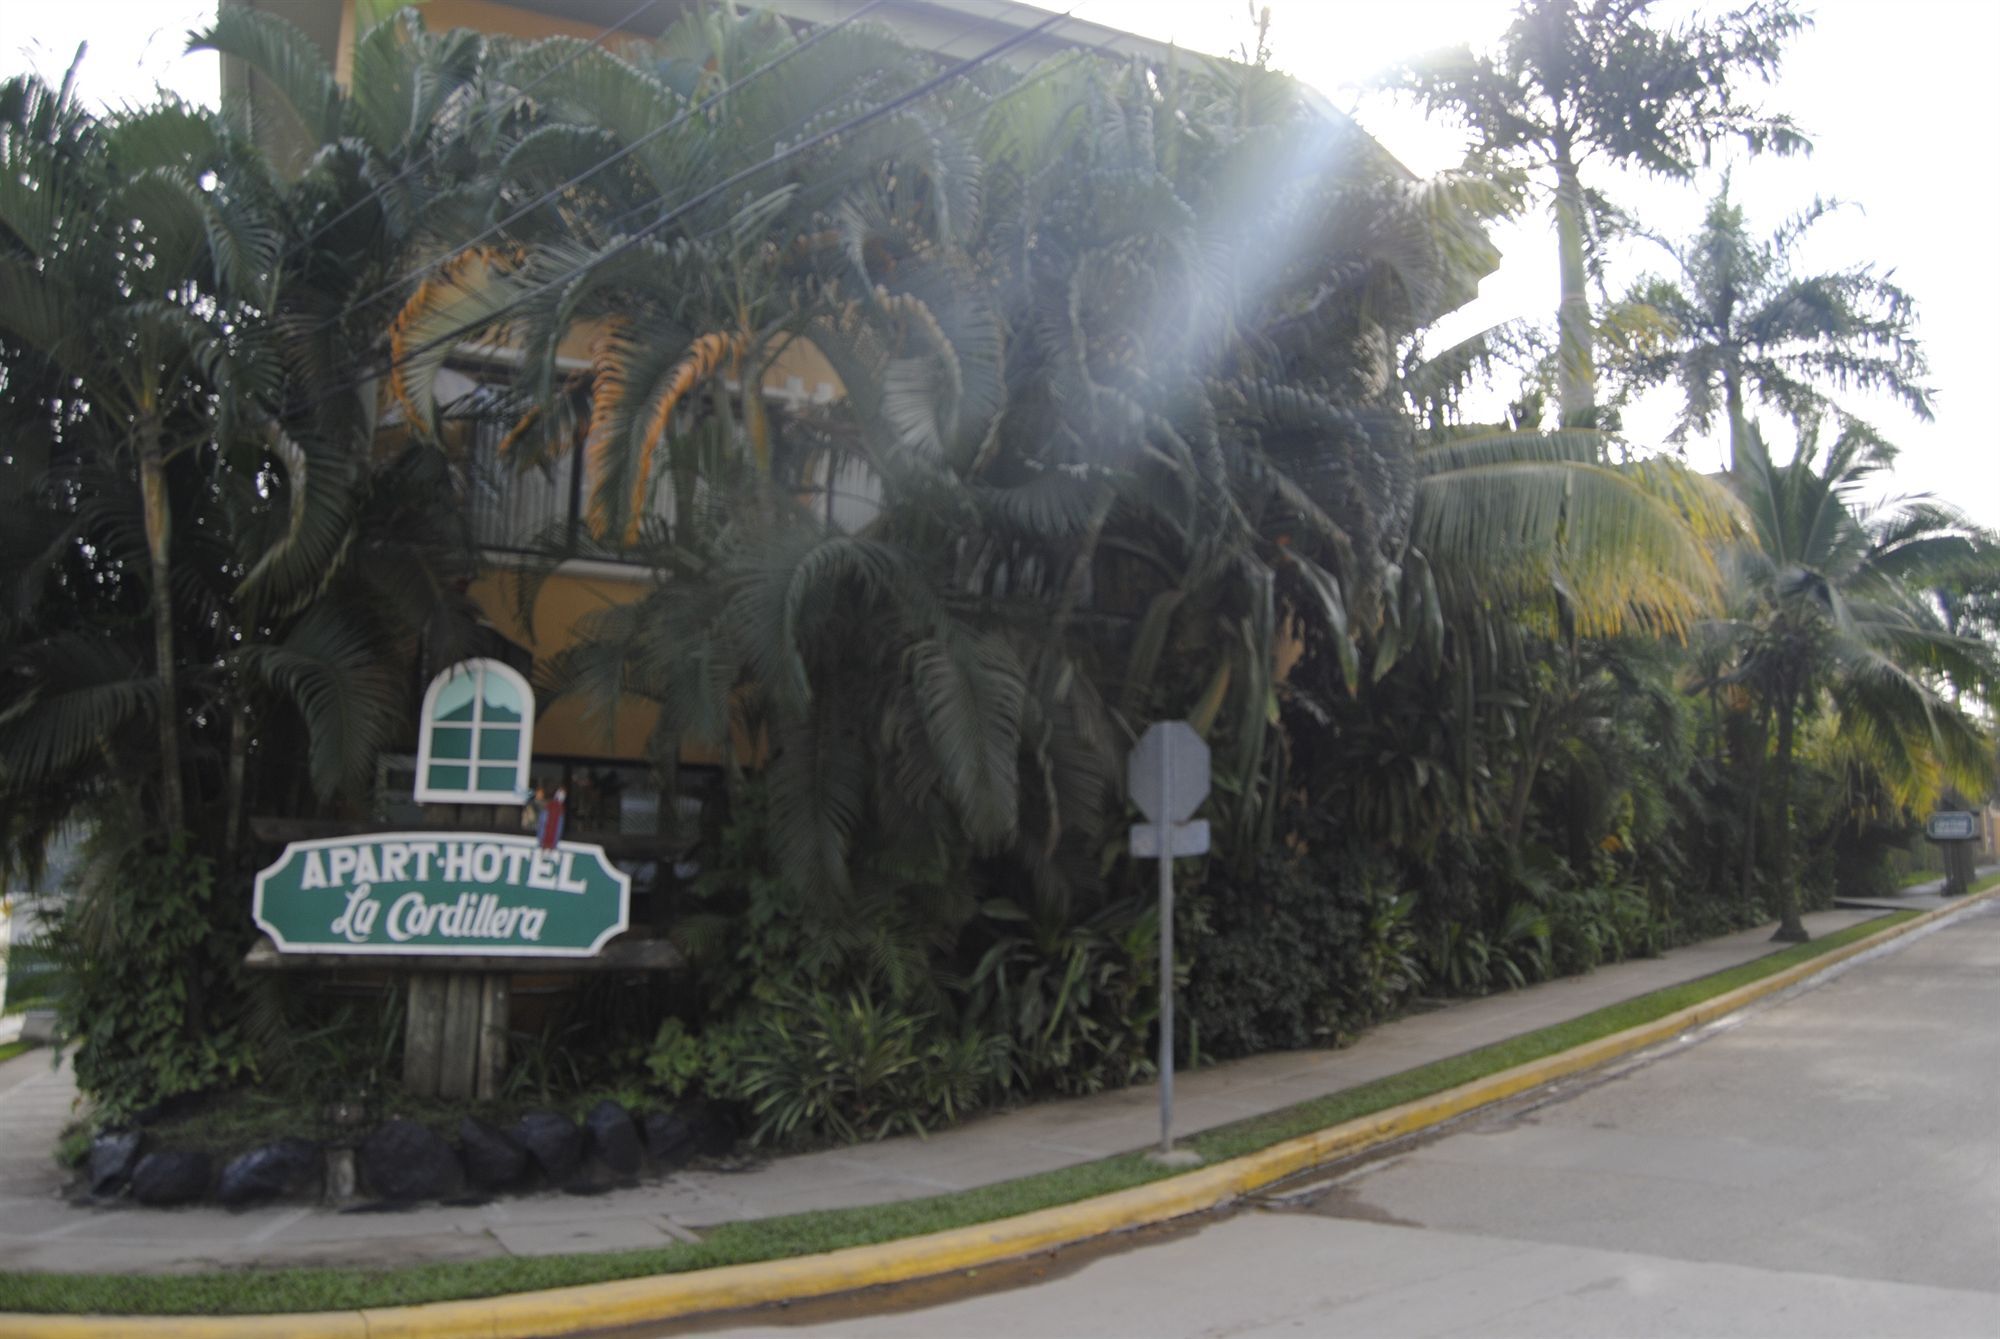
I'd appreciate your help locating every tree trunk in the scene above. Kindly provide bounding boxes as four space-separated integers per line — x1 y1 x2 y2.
1770 692 1808 942
1724 365 1750 475
137 418 185 834
223 697 250 878
1504 709 1545 848
1737 705 1767 910
1552 154 1595 432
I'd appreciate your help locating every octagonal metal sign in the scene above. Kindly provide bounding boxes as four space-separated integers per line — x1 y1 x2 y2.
253 833 629 958
1128 721 1211 824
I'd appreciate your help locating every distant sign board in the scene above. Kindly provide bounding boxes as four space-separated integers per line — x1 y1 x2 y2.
254 833 629 958
1925 811 1979 843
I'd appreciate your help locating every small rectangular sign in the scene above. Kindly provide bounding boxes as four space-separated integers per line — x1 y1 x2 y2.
253 832 630 958
1130 820 1211 858
1925 811 1979 842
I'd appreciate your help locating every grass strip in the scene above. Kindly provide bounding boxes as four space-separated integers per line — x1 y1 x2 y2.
0 1041 36 1066
0 909 1923 1316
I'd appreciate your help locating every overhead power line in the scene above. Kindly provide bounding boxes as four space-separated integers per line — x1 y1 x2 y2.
277 0 666 262
309 0 896 342
298 5 1079 415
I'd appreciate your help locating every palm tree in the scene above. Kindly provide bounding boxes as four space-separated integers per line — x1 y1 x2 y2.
1379 0 1810 428
0 33 490 1115
388 23 1744 916
1607 187 1934 472
0 21 489 878
0 67 285 838
1714 426 2000 940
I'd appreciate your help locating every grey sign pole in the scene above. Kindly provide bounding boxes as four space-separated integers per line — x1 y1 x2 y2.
1128 721 1210 1166
1155 728 1175 1159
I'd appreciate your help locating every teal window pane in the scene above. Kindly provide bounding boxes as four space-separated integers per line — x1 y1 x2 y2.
476 766 518 792
427 763 470 791
481 673 524 723
478 727 521 762
433 674 476 722
431 726 473 761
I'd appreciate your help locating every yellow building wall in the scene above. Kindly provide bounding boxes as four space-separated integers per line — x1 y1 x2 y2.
336 0 836 773
468 566 736 768
333 0 634 85
468 566 656 761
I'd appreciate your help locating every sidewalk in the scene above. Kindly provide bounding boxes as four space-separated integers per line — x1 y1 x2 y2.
0 906 1886 1276
1833 872 1965 911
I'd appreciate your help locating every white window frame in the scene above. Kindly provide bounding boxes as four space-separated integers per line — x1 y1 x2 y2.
413 658 535 805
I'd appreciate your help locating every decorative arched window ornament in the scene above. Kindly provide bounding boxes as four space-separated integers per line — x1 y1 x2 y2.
414 659 534 805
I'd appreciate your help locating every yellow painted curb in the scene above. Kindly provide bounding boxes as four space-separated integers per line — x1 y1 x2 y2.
5 888 1992 1339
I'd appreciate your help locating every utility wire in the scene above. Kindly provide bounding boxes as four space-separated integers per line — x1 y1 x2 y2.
277 0 665 261
298 5 1078 416
309 0 895 342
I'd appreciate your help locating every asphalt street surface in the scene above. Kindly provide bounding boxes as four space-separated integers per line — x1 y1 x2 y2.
699 905 2000 1338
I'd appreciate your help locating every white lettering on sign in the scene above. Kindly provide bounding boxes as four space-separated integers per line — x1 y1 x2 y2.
255 832 630 959
378 891 550 943
330 886 380 943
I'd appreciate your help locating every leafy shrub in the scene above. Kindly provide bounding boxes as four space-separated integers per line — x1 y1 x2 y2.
964 897 1157 1096
644 1018 706 1098
1420 920 1493 997
725 988 1008 1146
1500 901 1555 988
44 836 253 1124
1184 847 1419 1061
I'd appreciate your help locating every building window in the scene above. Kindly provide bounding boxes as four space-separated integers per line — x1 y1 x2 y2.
414 659 534 804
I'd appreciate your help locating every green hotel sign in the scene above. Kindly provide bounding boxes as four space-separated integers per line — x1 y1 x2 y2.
254 833 630 958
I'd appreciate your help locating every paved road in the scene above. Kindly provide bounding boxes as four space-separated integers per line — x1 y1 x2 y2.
709 905 2000 1338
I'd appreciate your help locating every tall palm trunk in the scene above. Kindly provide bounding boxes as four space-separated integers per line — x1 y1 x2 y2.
1770 690 1808 942
1724 364 1750 475
223 697 251 877
1736 703 1767 909
1552 151 1595 431
137 417 185 834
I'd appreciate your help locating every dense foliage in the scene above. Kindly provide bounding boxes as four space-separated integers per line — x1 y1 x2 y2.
4 1 1996 1144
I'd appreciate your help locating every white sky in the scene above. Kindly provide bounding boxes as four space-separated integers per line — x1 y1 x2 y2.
11 0 1999 524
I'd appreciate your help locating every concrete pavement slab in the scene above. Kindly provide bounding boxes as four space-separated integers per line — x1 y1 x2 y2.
487 1218 674 1256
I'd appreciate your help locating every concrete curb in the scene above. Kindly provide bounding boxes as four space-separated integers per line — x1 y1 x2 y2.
5 888 1993 1339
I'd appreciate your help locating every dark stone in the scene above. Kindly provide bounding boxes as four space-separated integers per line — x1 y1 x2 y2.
513 1110 582 1185
458 1117 528 1191
130 1149 211 1206
641 1109 698 1170
685 1101 738 1158
358 1119 462 1201
643 1103 735 1170
87 1130 144 1197
584 1100 642 1178
217 1139 321 1206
